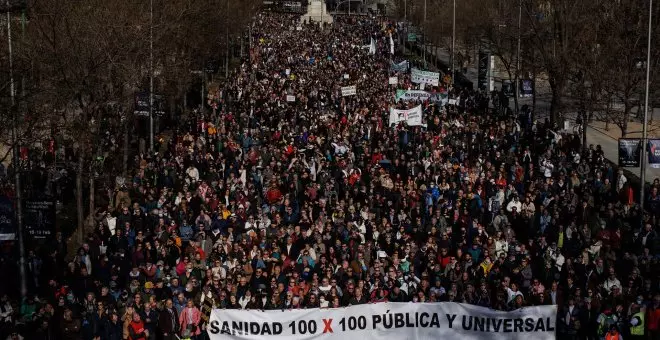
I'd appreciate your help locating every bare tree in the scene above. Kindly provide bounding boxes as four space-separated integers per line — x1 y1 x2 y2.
594 0 660 138
25 0 149 241
459 0 524 112
510 0 594 124
22 0 262 243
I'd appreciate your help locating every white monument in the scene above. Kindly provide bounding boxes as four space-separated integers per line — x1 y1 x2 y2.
300 0 333 26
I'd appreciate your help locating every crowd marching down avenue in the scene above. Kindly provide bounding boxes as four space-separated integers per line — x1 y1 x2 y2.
3 3 660 340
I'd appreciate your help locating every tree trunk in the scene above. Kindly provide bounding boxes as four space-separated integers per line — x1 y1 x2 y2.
550 83 563 126
637 92 644 121
123 121 129 177
89 176 95 228
76 153 84 244
582 109 588 148
225 25 230 78
240 31 244 58
621 104 631 138
513 73 519 115
531 69 537 123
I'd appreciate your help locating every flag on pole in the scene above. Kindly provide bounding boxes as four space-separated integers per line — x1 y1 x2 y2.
369 38 376 55
389 33 394 55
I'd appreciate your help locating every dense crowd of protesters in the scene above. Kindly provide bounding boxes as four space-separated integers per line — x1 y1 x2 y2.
2 8 660 340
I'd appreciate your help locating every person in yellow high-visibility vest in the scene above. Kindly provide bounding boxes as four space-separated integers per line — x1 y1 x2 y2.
629 303 646 340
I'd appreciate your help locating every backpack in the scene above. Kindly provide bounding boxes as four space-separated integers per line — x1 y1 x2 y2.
599 315 616 336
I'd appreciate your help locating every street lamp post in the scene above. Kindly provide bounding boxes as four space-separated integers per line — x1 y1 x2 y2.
6 0 27 299
403 0 407 49
451 0 455 84
515 0 522 112
149 0 154 152
640 0 653 216
423 0 427 67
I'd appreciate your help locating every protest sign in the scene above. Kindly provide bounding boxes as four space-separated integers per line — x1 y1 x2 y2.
24 200 56 239
134 92 165 117
389 105 424 127
502 80 515 97
395 90 430 102
618 138 642 167
341 86 357 97
388 76 398 85
648 139 660 168
208 302 557 340
205 60 219 74
134 92 151 116
477 51 490 91
411 68 440 86
520 79 533 97
286 95 296 102
0 195 14 241
390 60 409 72
429 93 449 105
395 90 447 105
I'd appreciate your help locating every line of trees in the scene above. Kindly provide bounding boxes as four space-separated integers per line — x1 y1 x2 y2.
0 0 261 242
391 0 660 138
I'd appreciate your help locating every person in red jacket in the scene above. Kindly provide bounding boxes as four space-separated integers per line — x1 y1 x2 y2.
266 182 283 204
648 295 660 340
128 312 148 340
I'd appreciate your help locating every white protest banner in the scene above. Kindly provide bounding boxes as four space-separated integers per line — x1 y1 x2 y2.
341 85 357 97
390 60 409 72
389 105 424 127
286 95 296 102
429 93 449 105
395 90 431 102
411 68 440 86
388 76 398 85
208 302 557 340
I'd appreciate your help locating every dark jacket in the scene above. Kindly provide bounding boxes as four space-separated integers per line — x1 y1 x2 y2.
60 318 82 340
104 319 123 340
141 308 159 333
158 307 179 336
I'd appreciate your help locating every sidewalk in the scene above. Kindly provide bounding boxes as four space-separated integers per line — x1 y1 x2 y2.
585 125 660 182
588 117 660 139
581 113 660 182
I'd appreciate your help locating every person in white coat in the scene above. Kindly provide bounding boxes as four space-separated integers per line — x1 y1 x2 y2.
506 196 522 213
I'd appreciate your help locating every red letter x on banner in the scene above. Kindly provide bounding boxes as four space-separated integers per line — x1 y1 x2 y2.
323 319 334 333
